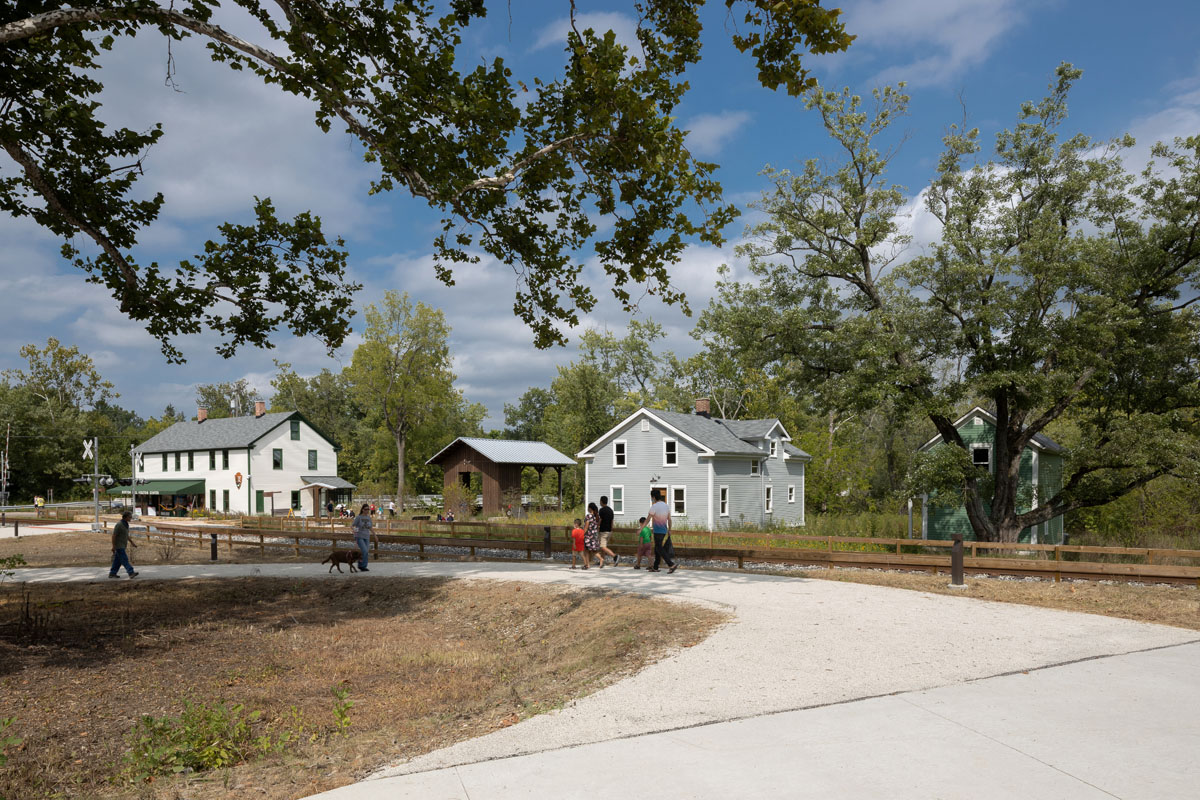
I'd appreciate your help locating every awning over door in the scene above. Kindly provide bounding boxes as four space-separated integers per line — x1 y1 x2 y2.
107 479 206 496
299 476 356 491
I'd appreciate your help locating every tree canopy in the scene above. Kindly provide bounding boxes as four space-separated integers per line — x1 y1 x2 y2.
711 64 1200 541
1 1 852 361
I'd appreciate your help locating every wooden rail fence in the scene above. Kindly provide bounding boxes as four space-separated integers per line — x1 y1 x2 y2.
130 520 1200 586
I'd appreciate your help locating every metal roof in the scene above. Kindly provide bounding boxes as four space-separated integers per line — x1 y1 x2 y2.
426 437 576 466
300 475 357 490
134 412 332 453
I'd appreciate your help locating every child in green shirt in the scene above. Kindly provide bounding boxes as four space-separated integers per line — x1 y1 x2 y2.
634 517 653 569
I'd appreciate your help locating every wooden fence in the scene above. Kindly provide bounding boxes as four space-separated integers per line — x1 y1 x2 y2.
138 519 1200 586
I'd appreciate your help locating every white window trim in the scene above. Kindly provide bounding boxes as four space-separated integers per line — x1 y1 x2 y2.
769 440 778 458
765 485 773 514
750 459 759 476
971 443 993 472
610 485 625 515
663 438 678 467
613 439 627 468
788 484 795 503
671 485 686 516
719 485 729 517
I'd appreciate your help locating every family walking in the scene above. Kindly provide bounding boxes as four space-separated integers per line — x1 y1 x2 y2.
570 490 677 574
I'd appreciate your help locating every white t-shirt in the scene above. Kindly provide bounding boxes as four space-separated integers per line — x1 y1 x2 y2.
648 500 670 534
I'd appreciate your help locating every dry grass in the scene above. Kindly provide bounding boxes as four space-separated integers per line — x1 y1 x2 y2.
0 578 722 800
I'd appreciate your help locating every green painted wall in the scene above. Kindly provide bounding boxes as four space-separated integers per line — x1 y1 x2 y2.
924 414 1064 543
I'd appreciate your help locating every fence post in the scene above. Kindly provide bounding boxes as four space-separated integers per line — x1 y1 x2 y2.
13 520 17 538
949 534 965 588
293 537 299 556
259 533 265 556
210 532 218 561
543 526 553 559
1055 546 1062 582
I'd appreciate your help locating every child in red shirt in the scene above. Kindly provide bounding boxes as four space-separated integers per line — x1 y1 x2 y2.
570 519 587 569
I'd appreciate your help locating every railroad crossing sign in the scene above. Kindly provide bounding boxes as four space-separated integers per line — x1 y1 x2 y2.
83 439 94 461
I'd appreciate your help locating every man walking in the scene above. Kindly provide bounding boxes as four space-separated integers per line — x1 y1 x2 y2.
598 495 618 565
109 510 138 579
646 489 678 573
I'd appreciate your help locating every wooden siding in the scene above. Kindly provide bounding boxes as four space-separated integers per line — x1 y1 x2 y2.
432 440 523 516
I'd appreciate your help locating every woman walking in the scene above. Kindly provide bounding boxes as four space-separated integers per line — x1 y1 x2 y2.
584 502 603 568
352 503 374 572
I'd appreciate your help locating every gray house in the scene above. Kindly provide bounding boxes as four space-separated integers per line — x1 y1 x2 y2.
577 400 811 530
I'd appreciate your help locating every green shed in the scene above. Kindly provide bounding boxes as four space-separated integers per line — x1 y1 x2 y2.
917 406 1065 543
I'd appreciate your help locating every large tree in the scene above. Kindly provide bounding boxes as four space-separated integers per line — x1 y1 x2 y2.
349 291 456 509
725 65 1200 542
0 1 852 361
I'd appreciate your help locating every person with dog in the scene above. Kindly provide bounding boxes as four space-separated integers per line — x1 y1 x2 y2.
352 503 375 572
584 502 603 568
569 518 587 569
646 489 678 573
597 495 618 565
109 510 138 579
633 516 654 569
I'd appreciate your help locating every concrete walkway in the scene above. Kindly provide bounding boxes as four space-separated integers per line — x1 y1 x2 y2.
10 561 1199 798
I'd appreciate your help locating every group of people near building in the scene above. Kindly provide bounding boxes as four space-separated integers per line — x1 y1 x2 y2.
570 489 677 573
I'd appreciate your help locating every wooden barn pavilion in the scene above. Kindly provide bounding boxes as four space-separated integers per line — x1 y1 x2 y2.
426 437 576 515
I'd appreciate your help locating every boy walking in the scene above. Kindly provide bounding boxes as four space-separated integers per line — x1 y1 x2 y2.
109 510 138 578
633 516 653 569
646 489 678 573
569 519 587 569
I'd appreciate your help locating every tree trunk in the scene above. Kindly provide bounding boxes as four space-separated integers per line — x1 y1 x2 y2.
395 431 406 512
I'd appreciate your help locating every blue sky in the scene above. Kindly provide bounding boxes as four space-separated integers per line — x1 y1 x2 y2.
3 0 1199 427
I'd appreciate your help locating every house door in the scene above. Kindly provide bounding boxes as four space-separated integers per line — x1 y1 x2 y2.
651 485 669 507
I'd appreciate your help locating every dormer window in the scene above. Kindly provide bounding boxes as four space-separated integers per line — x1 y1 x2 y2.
769 440 778 458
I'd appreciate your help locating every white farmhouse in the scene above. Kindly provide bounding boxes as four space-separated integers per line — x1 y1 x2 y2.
113 402 354 516
577 400 811 530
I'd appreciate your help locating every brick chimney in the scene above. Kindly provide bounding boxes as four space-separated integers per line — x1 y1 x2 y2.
254 400 266 418
694 398 711 418
197 407 208 423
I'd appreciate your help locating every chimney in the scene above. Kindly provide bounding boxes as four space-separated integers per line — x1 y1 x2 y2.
197 407 208 423
694 398 711 418
254 400 266 418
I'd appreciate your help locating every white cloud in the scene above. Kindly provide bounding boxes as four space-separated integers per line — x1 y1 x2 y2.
532 12 640 53
686 111 752 157
839 0 1032 88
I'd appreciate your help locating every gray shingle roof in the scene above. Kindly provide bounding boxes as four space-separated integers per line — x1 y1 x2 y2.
648 410 766 456
720 418 779 440
783 442 812 460
135 412 299 453
427 437 576 466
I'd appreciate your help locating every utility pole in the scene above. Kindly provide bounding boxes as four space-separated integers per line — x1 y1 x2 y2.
130 444 139 517
1 423 10 508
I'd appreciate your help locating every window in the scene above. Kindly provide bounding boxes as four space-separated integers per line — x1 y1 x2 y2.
769 440 778 458
788 485 796 503
663 438 677 466
187 451 194 471
972 446 991 471
256 490 264 514
209 450 216 470
273 448 283 470
610 486 624 514
174 452 181 470
222 489 229 511
750 459 759 476
765 486 773 513
641 419 650 432
672 486 686 515
209 489 216 510
720 486 729 517
613 440 627 468
308 450 318 470
290 419 300 440
222 449 229 470
161 453 168 471
291 490 301 510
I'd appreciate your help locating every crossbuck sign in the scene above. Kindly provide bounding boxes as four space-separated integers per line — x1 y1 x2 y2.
82 439 94 461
